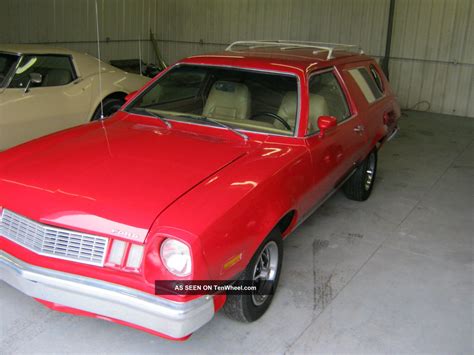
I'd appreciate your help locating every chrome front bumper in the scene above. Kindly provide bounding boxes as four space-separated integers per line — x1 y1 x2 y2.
0 250 215 338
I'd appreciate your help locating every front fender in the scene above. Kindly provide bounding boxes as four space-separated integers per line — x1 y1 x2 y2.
152 141 312 281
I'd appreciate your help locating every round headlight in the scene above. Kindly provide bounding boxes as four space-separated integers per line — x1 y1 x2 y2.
160 238 192 277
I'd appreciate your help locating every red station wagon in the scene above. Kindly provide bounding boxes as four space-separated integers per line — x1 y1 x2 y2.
0 41 400 340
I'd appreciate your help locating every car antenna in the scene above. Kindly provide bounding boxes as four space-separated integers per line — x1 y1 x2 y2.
94 0 104 119
138 0 144 76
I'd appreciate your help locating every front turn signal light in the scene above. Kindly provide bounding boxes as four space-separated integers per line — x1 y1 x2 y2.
108 239 126 265
126 244 144 269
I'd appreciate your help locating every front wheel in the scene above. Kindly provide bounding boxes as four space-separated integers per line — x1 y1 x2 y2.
223 230 283 322
343 149 378 201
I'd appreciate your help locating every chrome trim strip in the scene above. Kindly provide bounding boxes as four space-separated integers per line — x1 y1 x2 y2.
0 250 215 338
386 126 399 142
295 167 357 229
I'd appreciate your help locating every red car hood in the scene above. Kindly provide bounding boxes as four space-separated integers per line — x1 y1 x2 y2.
0 117 247 243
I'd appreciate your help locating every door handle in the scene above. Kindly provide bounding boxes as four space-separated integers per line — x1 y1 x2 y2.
353 125 365 133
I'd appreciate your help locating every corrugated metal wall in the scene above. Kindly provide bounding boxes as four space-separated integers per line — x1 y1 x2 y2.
0 0 472 117
390 0 474 117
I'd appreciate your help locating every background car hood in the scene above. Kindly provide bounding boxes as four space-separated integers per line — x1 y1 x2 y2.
0 118 247 242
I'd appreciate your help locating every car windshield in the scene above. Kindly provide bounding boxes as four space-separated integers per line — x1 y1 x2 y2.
0 53 20 88
126 65 299 136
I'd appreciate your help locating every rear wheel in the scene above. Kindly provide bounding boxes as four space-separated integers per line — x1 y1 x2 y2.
343 149 377 201
224 230 283 322
91 97 124 121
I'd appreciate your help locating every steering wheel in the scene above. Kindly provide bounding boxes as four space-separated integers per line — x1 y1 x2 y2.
250 112 291 131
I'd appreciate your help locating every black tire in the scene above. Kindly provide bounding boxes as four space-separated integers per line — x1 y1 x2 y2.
223 229 283 322
343 149 378 201
91 97 125 121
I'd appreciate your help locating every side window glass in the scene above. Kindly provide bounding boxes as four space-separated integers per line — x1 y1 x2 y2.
0 54 19 87
369 64 384 93
307 71 350 134
9 55 76 88
348 67 383 104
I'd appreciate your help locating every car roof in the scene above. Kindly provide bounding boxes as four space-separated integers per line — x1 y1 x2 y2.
181 44 372 73
0 43 123 78
0 43 78 56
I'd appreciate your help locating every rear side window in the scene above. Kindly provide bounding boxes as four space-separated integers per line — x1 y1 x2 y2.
9 55 76 88
348 67 383 104
370 65 384 93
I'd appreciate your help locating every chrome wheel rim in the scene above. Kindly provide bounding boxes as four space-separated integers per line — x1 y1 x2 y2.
251 241 279 306
364 152 376 191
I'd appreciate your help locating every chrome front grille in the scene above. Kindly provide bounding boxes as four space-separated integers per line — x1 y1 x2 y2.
0 209 109 266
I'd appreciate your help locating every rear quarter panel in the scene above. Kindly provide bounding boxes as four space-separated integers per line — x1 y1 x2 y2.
338 59 400 155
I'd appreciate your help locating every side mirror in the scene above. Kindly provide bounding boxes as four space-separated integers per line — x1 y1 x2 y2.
24 73 42 93
317 115 337 136
30 72 43 84
125 90 138 102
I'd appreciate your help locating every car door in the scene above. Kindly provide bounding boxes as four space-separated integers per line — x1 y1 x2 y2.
0 54 91 149
304 68 367 205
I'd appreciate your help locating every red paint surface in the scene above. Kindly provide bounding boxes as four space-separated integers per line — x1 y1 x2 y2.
0 47 400 338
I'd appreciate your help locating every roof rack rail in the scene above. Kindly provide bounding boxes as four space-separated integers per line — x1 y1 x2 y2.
225 40 364 60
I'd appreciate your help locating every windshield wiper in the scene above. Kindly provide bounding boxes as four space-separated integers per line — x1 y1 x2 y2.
175 114 248 142
129 107 172 128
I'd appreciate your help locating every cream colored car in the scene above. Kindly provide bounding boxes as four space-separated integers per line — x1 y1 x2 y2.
0 44 149 150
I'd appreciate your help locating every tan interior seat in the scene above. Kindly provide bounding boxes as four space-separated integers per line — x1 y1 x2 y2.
276 92 298 130
308 94 330 132
42 69 72 87
203 81 250 120
277 92 329 132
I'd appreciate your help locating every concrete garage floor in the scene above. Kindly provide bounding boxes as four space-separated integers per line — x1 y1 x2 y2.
1 111 473 354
